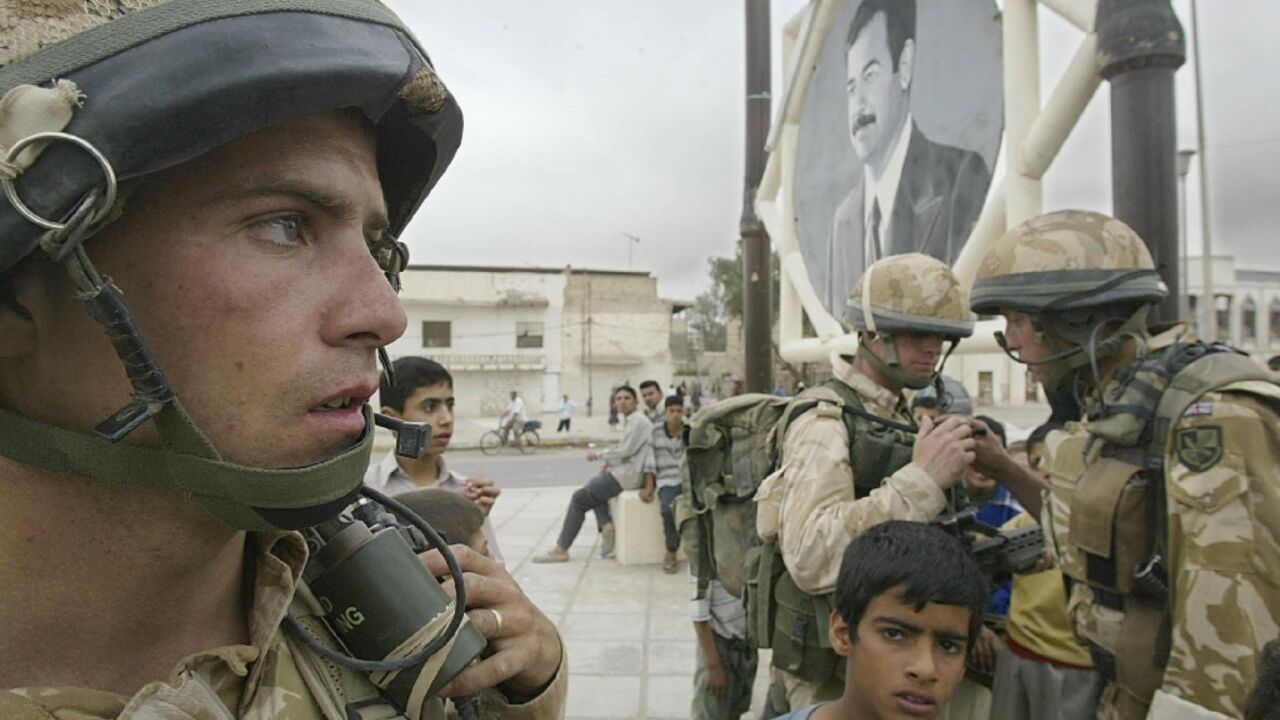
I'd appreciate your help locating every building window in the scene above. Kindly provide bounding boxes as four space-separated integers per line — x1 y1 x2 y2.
422 321 451 348
1187 294 1198 335
1215 295 1232 343
1242 297 1257 345
1025 370 1039 402
1271 298 1280 347
978 371 994 405
516 321 544 349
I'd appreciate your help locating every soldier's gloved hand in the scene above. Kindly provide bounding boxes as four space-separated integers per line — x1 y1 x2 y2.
913 414 975 489
422 545 563 700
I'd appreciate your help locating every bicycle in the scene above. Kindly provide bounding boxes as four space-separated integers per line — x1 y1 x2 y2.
479 418 541 456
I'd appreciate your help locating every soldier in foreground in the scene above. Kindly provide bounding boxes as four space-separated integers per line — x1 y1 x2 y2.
0 2 563 717
969 210 1280 719
755 253 978 710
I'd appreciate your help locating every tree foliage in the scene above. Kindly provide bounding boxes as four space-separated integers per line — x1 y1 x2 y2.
688 241 781 353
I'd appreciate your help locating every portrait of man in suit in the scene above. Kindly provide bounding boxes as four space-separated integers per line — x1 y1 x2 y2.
821 0 992 313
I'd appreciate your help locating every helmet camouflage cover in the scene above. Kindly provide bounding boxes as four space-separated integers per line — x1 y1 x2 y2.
846 253 975 339
970 209 1168 316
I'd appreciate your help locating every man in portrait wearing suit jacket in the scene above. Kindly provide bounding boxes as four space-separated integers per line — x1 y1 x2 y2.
821 0 991 313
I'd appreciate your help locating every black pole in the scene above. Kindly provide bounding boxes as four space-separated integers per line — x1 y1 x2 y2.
1096 0 1186 324
742 0 772 393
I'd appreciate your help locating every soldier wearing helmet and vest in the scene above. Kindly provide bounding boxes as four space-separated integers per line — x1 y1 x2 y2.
968 209 1280 719
755 253 979 710
0 2 564 718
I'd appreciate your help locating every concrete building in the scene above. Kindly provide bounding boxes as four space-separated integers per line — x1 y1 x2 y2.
1185 256 1280 365
387 265 677 419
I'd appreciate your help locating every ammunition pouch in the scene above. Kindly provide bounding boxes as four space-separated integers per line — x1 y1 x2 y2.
770 566 843 685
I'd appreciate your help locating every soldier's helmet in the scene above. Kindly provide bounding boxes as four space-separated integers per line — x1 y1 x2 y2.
0 0 462 275
970 210 1167 316
0 0 462 531
846 253 975 339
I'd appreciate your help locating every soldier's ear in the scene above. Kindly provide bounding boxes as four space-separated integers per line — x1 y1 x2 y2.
898 38 915 90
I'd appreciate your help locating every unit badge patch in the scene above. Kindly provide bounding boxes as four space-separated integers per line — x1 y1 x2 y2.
1175 426 1223 472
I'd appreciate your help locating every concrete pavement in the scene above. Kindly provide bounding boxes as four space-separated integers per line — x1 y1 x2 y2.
489 484 771 719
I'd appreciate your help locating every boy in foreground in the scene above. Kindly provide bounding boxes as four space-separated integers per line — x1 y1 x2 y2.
776 521 987 720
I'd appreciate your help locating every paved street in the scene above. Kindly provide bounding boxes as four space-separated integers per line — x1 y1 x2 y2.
448 448 597 490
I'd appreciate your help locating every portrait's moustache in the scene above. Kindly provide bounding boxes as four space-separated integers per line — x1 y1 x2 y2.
852 112 876 131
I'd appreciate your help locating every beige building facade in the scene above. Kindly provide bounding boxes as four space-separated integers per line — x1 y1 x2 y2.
386 265 677 419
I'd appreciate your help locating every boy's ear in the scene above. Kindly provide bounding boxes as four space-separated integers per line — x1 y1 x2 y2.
829 610 853 657
381 406 401 419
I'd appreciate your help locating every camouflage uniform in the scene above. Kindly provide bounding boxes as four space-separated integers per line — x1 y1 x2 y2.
973 210 1280 719
755 253 975 709
0 532 568 719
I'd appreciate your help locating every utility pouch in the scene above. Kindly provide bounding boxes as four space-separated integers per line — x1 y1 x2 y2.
770 571 839 684
745 541 781 648
1069 457 1151 595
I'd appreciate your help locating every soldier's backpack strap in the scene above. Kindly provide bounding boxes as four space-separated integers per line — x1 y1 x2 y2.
1143 349 1273 668
820 380 917 499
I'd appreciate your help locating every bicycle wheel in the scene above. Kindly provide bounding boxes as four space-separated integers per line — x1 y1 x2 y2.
479 431 502 456
518 429 540 453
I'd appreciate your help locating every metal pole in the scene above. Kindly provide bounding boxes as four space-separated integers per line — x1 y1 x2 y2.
1190 0 1215 341
1177 149 1196 324
586 276 594 416
742 0 772 393
1096 0 1186 325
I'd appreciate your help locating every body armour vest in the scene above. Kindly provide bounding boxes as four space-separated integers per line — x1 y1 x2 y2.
1050 340 1275 714
755 379 917 685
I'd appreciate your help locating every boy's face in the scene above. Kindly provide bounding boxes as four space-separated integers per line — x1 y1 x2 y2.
911 405 939 427
962 466 996 497
385 382 454 454
831 589 970 719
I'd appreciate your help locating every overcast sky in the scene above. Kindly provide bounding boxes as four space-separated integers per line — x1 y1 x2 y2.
386 0 1279 302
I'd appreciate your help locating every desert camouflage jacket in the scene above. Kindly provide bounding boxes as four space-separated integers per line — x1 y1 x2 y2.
1 532 566 720
1043 330 1280 719
756 353 945 595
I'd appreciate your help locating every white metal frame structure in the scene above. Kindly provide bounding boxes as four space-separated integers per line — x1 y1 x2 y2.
759 0 1101 362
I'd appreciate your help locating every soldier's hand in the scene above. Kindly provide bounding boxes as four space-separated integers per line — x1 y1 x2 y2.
969 419 1012 478
913 414 975 489
972 626 1002 674
423 545 562 700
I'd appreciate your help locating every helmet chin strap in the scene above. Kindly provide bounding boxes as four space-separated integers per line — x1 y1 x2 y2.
994 305 1152 394
857 333 946 391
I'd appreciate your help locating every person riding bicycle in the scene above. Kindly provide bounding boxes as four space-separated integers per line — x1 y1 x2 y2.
501 390 528 444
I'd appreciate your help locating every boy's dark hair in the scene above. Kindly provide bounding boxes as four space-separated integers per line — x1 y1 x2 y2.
835 521 988 647
1246 638 1280 720
615 385 637 401
910 394 939 411
393 488 484 548
639 379 661 393
380 357 453 412
974 415 1007 448
663 395 684 409
1026 421 1063 455
846 0 916 72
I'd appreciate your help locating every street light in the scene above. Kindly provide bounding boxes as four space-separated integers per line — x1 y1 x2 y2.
1177 148 1196 324
622 232 641 271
